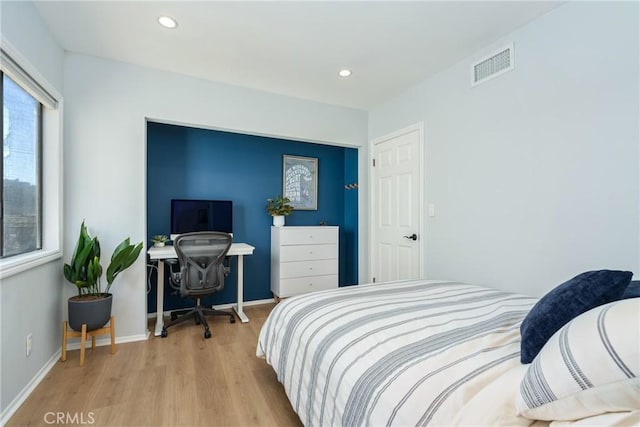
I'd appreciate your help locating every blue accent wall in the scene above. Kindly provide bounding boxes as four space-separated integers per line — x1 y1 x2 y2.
343 149 359 285
146 122 358 312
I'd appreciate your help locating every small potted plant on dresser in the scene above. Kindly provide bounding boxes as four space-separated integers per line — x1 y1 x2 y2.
63 221 143 332
151 235 169 248
266 195 293 226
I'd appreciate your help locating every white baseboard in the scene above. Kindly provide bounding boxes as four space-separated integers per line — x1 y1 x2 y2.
239 298 276 307
1 349 61 426
65 333 148 350
146 297 275 319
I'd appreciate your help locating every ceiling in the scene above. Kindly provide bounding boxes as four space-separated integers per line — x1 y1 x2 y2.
33 1 563 110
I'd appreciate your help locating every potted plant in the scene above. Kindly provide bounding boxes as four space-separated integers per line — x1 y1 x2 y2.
151 235 169 248
63 221 143 331
266 195 293 226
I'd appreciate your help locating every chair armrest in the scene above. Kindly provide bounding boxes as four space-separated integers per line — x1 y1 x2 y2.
168 261 182 289
223 257 231 276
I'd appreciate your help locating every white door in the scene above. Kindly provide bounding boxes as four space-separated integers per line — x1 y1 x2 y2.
371 125 423 283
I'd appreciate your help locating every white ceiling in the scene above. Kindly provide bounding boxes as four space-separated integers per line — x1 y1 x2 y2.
33 1 563 110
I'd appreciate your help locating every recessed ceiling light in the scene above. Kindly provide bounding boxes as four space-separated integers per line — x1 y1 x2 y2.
158 16 178 29
339 69 352 77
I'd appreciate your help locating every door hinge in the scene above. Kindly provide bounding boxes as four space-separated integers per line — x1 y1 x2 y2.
372 158 376 167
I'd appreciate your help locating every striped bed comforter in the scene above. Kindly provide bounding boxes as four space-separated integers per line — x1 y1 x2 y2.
257 280 539 427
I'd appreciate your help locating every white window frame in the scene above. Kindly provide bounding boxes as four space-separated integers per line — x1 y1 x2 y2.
0 38 63 279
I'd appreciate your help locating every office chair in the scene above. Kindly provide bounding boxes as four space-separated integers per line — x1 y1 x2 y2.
160 231 235 339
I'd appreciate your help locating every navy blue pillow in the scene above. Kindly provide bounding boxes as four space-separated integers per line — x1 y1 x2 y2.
520 270 632 364
621 280 640 299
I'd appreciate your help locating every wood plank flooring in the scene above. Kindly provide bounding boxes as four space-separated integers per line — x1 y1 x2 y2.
7 304 302 427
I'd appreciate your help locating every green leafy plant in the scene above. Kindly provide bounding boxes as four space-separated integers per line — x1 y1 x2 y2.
63 221 143 296
151 235 168 244
266 195 293 216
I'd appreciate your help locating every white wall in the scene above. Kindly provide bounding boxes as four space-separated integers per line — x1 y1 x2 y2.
0 0 65 417
63 53 369 340
369 1 639 297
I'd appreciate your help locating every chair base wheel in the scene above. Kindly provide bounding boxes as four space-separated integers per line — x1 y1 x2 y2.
204 330 212 339
230 317 236 324
170 313 178 321
161 330 168 338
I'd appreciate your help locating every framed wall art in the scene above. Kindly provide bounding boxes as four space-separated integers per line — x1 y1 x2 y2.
283 155 318 210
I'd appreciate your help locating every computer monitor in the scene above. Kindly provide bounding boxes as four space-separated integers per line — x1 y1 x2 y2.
170 199 233 236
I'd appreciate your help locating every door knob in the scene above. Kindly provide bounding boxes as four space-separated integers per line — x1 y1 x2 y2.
403 233 418 241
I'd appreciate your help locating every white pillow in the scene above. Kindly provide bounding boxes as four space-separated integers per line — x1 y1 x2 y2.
549 410 640 426
515 298 640 421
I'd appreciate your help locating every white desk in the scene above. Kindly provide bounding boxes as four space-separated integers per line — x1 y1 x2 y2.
147 242 255 336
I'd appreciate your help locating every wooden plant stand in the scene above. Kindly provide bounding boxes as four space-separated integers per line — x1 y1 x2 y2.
61 316 115 366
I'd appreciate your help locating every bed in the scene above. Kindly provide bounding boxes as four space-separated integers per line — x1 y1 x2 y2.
256 278 639 427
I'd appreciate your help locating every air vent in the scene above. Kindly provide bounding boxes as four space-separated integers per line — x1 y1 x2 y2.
471 43 514 87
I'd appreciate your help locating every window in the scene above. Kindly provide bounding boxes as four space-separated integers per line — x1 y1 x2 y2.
2 73 43 257
0 43 62 278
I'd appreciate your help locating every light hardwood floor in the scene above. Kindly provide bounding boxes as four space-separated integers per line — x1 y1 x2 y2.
8 304 302 427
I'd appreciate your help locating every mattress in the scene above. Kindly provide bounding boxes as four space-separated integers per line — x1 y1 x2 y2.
257 279 540 426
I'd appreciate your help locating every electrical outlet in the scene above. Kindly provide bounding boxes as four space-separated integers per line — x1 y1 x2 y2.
26 333 33 357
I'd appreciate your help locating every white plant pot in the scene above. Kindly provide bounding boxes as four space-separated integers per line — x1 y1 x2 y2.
153 242 165 248
272 215 285 227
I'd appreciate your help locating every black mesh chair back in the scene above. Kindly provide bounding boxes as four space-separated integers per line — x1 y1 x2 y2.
172 232 232 297
162 231 235 339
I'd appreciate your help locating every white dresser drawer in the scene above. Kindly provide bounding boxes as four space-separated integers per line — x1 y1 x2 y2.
279 227 337 245
278 275 337 297
279 259 338 279
271 226 339 299
279 244 337 262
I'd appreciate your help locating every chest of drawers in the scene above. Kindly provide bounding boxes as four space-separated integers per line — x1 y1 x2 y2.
271 226 339 298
